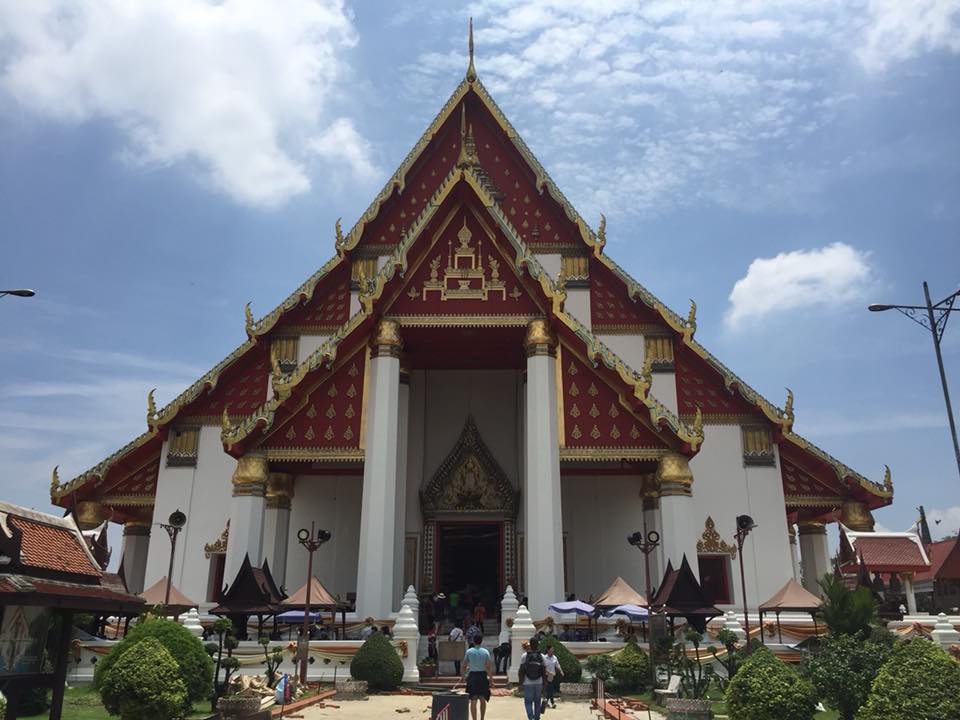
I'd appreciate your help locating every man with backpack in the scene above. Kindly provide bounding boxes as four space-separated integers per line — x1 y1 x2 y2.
517 637 546 719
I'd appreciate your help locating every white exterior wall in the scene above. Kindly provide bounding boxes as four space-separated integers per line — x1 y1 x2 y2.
596 333 679 416
561 475 648 600
285 475 362 599
144 425 235 604
688 425 791 609
564 288 591 327
298 335 328 363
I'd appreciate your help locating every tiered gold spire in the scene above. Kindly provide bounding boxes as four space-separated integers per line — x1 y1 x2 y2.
466 18 477 83
456 104 479 169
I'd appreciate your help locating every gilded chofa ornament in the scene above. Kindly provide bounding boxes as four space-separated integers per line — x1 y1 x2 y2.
270 346 282 382
685 299 697 336
883 464 893 494
244 302 255 337
146 388 157 430
692 405 703 438
335 217 345 248
466 18 477 83
697 516 737 559
596 214 606 252
50 465 60 497
783 388 795 426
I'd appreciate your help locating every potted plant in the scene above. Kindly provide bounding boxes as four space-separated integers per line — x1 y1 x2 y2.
418 656 438 679
216 692 262 719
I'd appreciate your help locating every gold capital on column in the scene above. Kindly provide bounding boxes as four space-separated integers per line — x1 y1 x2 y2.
266 472 294 509
232 453 268 497
75 501 106 530
123 520 151 537
656 452 694 496
524 319 557 357
840 499 875 532
371 318 403 358
796 520 827 536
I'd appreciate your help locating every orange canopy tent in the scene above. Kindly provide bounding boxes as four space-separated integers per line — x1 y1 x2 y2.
594 576 647 608
281 576 338 608
139 576 198 616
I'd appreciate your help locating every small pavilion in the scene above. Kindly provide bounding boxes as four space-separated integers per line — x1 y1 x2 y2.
838 526 930 614
210 555 284 640
758 577 823 644
139 576 198 617
649 556 721 633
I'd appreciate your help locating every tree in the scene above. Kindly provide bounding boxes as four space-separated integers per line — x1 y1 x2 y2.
817 575 876 637
94 618 212 705
726 646 817 720
711 628 746 688
802 631 892 720
206 618 240 709
100 636 189 720
612 639 651 692
670 629 712 700
350 631 404 691
259 636 284 686
857 638 960 720
585 653 615 683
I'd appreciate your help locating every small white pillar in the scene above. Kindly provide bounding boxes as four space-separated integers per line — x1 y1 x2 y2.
902 573 918 615
798 522 831 595
264 473 294 590
509 605 535 683
356 320 403 619
121 522 151 594
182 608 204 638
402 586 419 617
523 320 564 617
931 613 960 648
722 610 746 642
224 453 268 585
500 585 519 644
394 604 420 683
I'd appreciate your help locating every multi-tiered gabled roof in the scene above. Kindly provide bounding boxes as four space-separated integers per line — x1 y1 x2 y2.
51 26 892 523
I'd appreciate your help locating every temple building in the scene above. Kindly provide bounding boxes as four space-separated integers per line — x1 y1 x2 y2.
49 32 893 622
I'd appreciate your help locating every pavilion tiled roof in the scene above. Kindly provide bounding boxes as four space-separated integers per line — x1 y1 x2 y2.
915 537 960 582
8 516 100 577
843 528 930 573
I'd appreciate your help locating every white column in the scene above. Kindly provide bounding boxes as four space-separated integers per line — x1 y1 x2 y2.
121 522 151 594
224 453 268 586
523 320 564 618
788 524 801 583
642 496 663 588
508 605 535 683
356 319 402 619
902 573 918 615
798 522 831 595
656 453 699 579
392 366 410 611
394 604 420 683
264 473 294 591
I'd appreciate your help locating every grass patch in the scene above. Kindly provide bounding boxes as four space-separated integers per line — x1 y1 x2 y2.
20 686 211 720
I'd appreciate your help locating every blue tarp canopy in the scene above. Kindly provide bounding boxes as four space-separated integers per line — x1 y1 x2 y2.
548 600 596 615
603 603 649 621
276 610 321 623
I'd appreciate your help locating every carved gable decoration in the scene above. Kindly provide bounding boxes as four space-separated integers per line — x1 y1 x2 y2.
421 416 519 519
204 520 229 559
696 516 737 559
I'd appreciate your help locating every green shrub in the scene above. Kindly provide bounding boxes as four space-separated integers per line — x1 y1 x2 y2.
802 632 892 720
100 636 189 720
17 686 49 715
612 639 651 692
585 653 615 683
726 646 817 720
817 574 877 637
538 634 582 682
350 631 403 691
856 637 960 720
94 617 213 704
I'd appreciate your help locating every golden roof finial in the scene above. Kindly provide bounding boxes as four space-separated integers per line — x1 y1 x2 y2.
51 465 60 496
686 299 697 333
783 387 795 424
146 388 157 429
597 214 606 249
466 17 477 83
244 302 255 337
221 404 231 433
883 464 893 492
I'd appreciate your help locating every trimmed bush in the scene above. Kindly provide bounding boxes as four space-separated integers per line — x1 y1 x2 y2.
726 646 817 720
802 632 891 720
538 634 582 682
94 617 213 704
16 686 49 715
612 639 651 692
856 637 960 720
585 653 615 683
350 631 403 691
100 636 189 720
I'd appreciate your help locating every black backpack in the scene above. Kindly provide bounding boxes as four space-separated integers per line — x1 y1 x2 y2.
519 652 544 682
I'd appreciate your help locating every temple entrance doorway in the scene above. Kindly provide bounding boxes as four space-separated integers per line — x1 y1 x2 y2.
437 521 502 627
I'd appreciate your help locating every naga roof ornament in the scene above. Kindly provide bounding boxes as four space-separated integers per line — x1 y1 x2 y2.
883 464 893 494
685 299 697 338
334 217 346 256
50 465 60 497
146 388 157 430
244 302 255 337
466 18 477 83
783 387 795 427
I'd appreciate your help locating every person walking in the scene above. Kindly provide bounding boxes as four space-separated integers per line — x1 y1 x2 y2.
449 621 465 676
542 643 564 709
518 637 546 720
463 634 493 720
474 600 487 634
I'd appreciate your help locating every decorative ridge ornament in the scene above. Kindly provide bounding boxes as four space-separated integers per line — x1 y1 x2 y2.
783 388 795 426
204 519 229 559
456 105 479 169
692 405 703 439
50 465 60 498
594 214 606 255
244 302 255 337
685 299 697 337
146 388 157 430
221 404 232 434
335 217 345 251
466 17 477 83
883 464 893 494
697 516 737 559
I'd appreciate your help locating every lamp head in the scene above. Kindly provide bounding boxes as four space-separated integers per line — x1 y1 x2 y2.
1 289 35 297
298 528 311 542
627 531 642 547
647 530 660 545
167 509 187 529
736 514 756 533
867 304 892 312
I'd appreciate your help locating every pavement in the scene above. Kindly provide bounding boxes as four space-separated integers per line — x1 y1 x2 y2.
297 692 667 719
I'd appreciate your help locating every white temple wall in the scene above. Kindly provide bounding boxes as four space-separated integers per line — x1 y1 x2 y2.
688 424 791 609
535 253 561 281
561 475 647 602
144 426 234 604
595 333 679 416
285 474 362 599
297 335 328 363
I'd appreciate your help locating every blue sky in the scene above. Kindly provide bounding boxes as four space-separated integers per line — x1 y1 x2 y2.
1 0 959 554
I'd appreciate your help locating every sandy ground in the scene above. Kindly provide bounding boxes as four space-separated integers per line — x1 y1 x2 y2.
297 693 667 720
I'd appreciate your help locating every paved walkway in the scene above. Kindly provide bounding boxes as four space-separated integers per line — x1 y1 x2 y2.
299 692 667 720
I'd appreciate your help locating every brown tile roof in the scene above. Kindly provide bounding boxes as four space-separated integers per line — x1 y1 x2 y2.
849 534 929 572
915 538 960 582
8 516 99 577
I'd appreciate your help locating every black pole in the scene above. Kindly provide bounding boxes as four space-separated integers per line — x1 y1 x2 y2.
923 281 960 479
49 610 74 720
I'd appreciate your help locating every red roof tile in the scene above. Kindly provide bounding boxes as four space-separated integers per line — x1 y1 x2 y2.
916 538 960 582
9 517 99 577
851 535 929 572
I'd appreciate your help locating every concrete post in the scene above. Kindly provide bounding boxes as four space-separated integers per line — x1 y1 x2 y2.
500 585 519 644
224 453 268 585
902 573 918 615
121 522 151 594
509 605 535 684
797 522 831 595
394 604 420 683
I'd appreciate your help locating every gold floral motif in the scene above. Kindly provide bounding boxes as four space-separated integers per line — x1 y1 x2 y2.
697 516 737 559
306 404 317 419
571 425 582 440
569 404 581 418
589 403 600 419
305 426 316 441
630 425 641 439
346 384 357 398
568 362 577 376
348 363 359 377
610 426 621 440
569 382 580 397
326 405 336 419
608 403 619 418
344 427 354 441
327 384 338 398
324 427 334 441
588 383 599 397
345 404 355 419
590 425 601 439
286 426 296 440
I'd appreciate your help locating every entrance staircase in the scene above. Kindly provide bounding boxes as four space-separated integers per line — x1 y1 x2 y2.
415 674 509 693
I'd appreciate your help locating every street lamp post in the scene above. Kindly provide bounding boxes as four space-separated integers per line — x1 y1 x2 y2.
734 515 757 648
0 289 35 298
159 509 187 607
869 282 960 480
297 522 331 684
628 522 660 687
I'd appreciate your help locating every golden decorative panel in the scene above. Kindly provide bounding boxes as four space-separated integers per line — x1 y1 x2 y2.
696 516 737 559
560 254 589 286
644 335 675 369
741 425 775 466
166 426 200 467
271 336 299 373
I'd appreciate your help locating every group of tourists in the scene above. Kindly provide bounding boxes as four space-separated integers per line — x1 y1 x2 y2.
458 634 564 720
427 589 489 633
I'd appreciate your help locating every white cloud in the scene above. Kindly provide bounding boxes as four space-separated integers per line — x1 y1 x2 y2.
724 242 873 330
858 0 960 73
0 0 377 207
926 505 960 539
